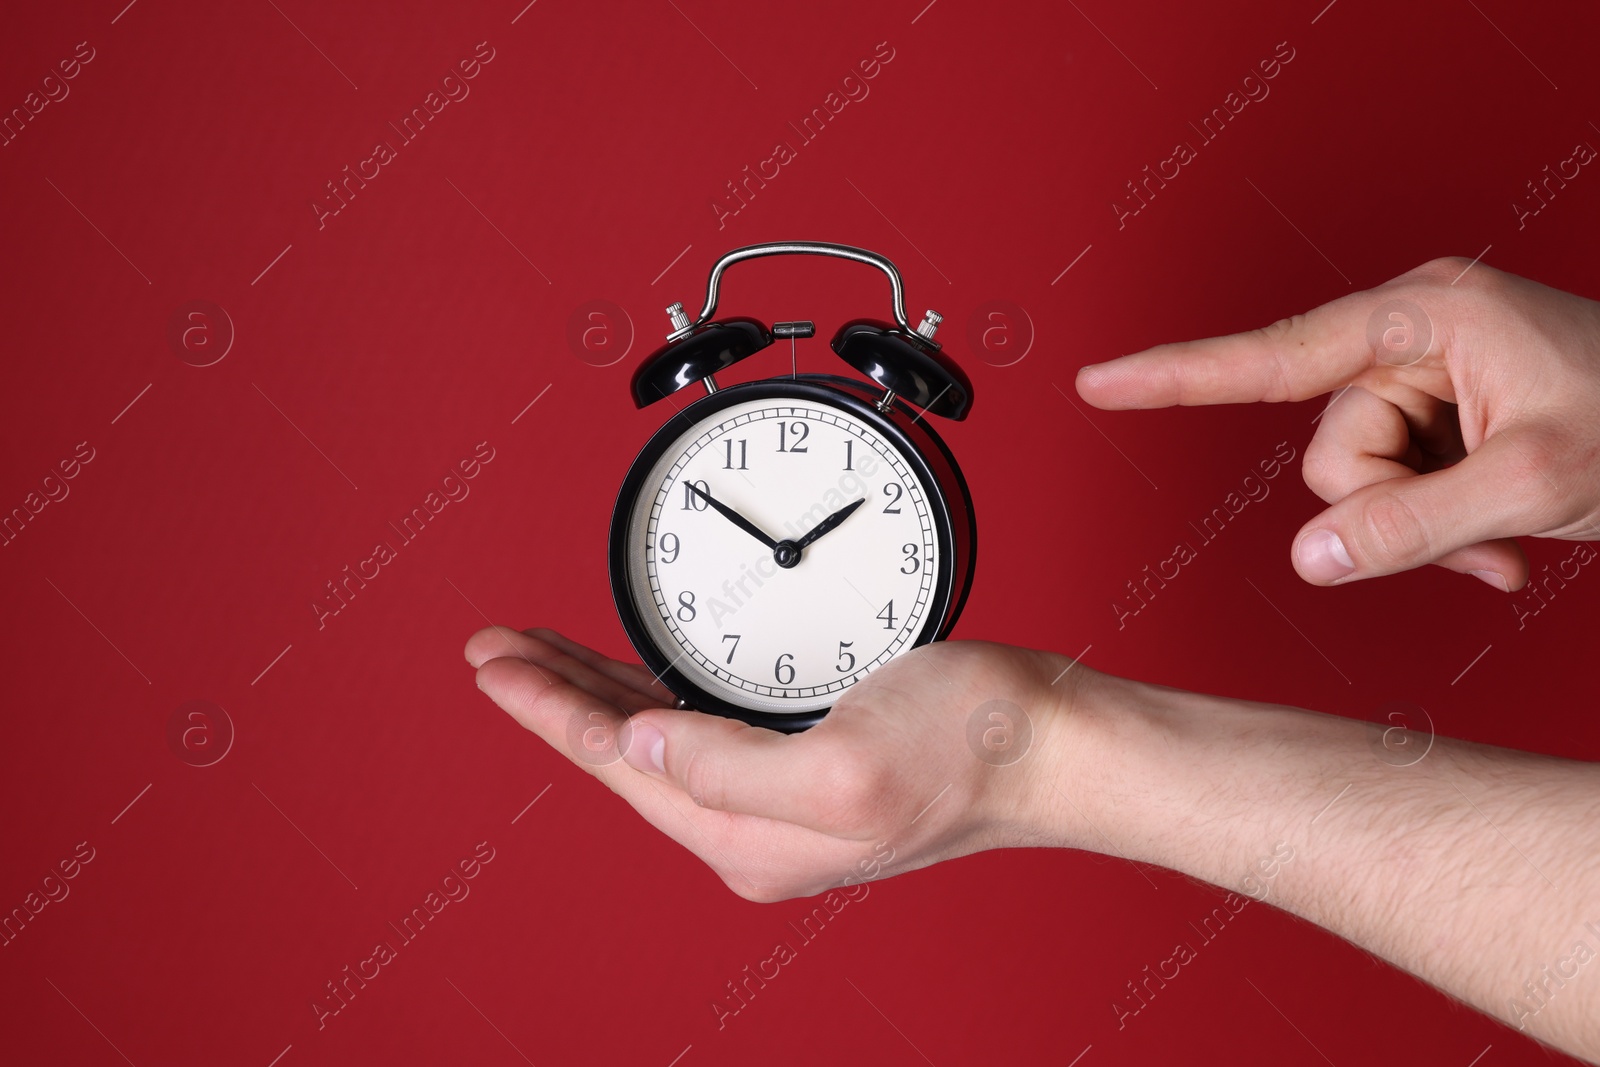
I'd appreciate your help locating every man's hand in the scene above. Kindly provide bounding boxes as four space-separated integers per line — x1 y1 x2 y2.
462 263 1600 1062
464 626 1085 902
467 626 1600 1059
1076 258 1600 590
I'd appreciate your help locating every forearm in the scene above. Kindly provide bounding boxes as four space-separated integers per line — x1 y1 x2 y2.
1047 672 1600 1059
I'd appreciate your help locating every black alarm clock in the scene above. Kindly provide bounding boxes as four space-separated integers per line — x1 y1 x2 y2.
608 241 976 732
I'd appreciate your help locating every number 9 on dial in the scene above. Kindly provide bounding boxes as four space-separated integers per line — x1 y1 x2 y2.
608 243 977 731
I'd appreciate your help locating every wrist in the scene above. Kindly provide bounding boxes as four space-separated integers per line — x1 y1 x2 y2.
964 646 1118 851
1020 658 1151 853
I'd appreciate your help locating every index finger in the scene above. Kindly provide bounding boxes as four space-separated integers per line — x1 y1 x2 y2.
1076 289 1377 409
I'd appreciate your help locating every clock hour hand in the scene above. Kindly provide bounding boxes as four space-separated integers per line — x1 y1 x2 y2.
793 498 865 551
686 482 778 549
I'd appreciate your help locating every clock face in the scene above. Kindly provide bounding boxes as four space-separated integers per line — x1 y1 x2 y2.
620 393 944 718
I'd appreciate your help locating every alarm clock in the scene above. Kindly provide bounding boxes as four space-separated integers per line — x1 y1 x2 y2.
608 241 976 732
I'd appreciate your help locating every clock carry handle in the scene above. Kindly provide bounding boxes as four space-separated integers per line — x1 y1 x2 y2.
666 241 937 347
633 240 971 420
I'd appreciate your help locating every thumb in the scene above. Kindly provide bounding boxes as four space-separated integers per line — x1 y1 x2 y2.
1291 435 1543 587
620 710 858 831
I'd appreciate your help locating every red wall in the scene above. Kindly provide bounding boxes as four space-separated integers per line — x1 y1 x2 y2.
2 1 1597 1064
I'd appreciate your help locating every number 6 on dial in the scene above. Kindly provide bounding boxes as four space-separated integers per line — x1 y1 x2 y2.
608 243 976 732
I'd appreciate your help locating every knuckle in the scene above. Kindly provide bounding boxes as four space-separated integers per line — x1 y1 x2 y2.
1505 428 1581 524
678 746 727 811
1403 256 1505 304
1249 316 1309 402
810 745 893 833
1411 256 1472 284
723 871 786 903
1511 426 1565 477
1301 438 1344 501
1358 493 1432 568
1256 314 1303 343
708 839 806 903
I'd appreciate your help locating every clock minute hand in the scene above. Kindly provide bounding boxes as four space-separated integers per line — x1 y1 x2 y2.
686 482 778 549
793 498 865 551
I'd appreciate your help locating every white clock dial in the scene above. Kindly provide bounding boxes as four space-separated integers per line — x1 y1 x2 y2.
624 397 939 715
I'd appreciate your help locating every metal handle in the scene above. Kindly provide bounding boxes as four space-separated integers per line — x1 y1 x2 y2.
673 242 917 338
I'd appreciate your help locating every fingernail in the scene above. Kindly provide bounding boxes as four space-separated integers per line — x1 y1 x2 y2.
623 720 666 774
1470 569 1510 593
1297 528 1355 582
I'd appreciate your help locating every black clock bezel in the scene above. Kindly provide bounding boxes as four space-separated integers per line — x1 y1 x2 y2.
608 375 972 733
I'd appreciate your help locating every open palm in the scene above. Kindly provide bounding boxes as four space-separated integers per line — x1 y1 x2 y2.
465 626 1080 902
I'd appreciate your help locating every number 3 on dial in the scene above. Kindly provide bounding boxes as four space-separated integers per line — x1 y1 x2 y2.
611 379 971 731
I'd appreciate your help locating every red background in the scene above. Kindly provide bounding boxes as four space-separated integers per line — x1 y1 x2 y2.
3 0 1598 1064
